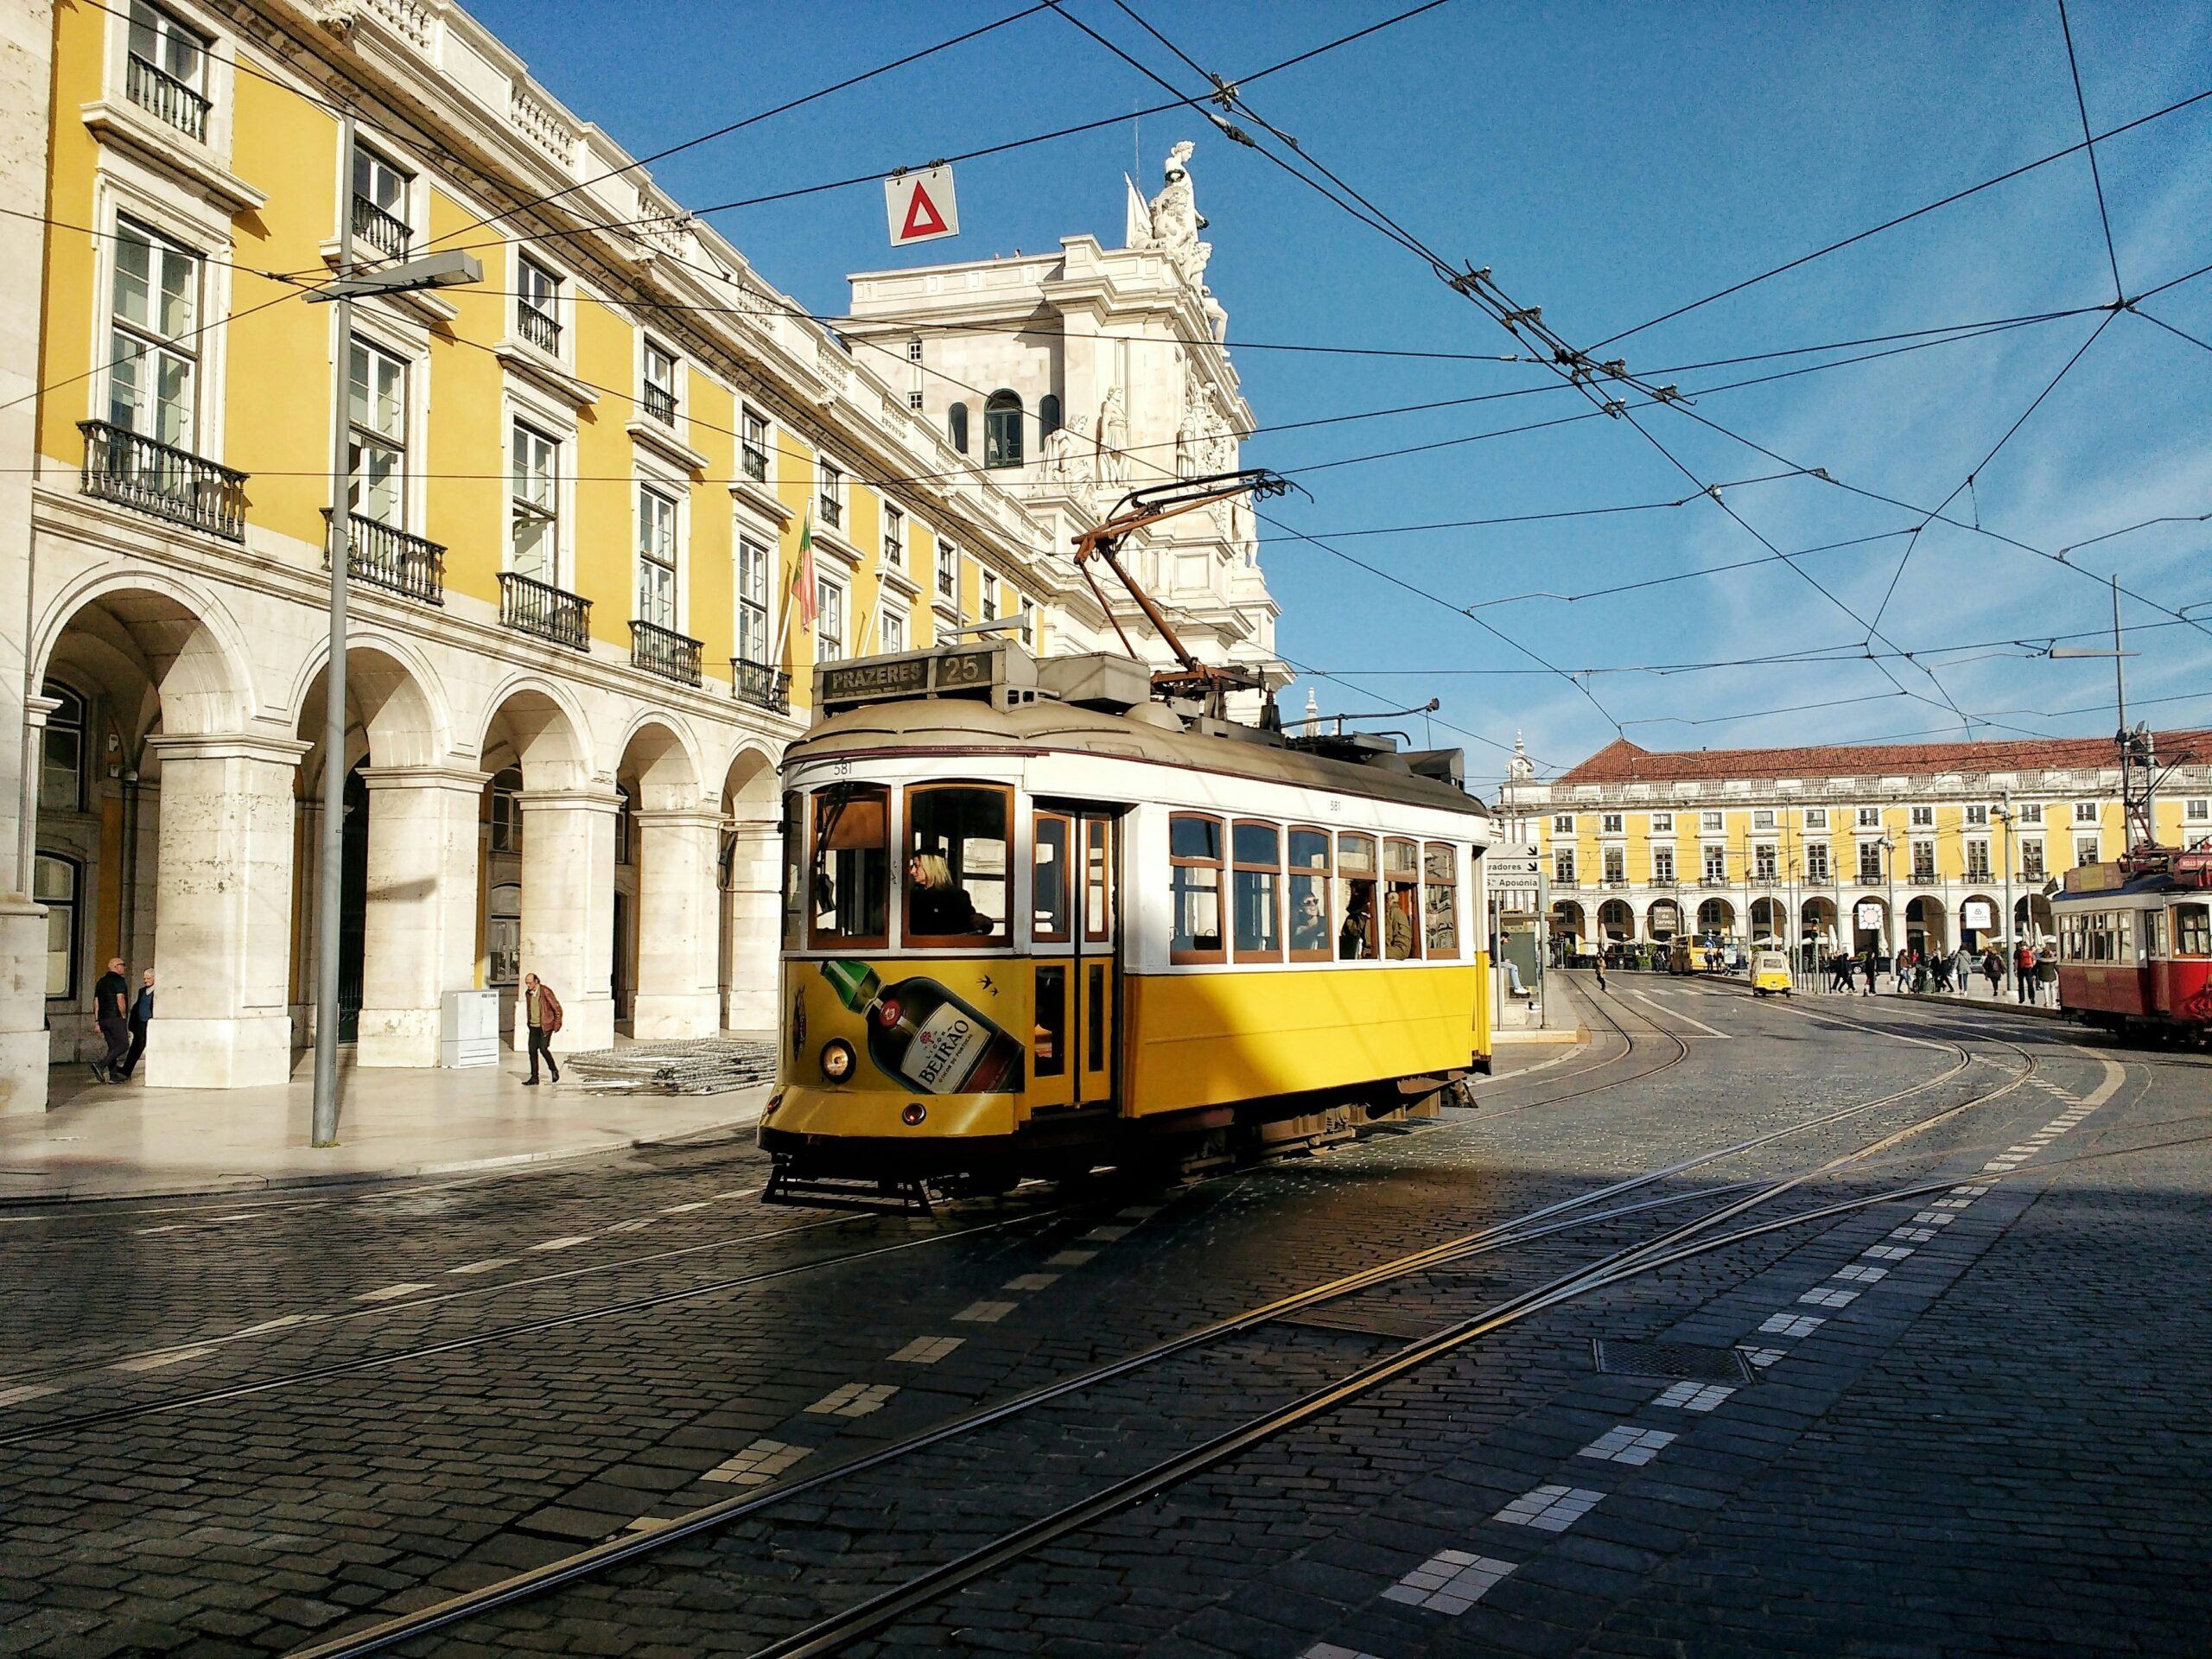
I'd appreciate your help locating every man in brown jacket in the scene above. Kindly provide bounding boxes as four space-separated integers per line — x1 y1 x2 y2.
522 972 563 1084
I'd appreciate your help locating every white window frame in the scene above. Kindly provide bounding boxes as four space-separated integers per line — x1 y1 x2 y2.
1804 808 1828 829
1552 814 1574 836
1701 810 1724 833
1752 809 1777 830
508 416 562 584
1652 846 1675 883
1910 804 1933 828
2019 838 2044 880
346 334 409 527
635 480 680 630
935 538 957 602
1805 842 1831 880
516 254 563 357
1600 813 1624 835
741 405 772 483
106 214 203 450
735 533 772 667
1964 803 1990 827
2074 801 2100 824
1910 839 1936 882
1963 837 1991 880
882 503 905 568
1857 806 1881 829
815 576 846 662
641 338 679 425
1650 811 1673 833
1018 594 1034 648
351 142 413 257
880 607 905 655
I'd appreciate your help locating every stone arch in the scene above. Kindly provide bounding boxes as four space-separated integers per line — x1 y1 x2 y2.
474 675 591 791
613 712 705 813
33 575 252 744
1550 899 1586 950
718 742 785 1029
285 632 451 775
1905 894 1948 956
1695 897 1735 938
1646 897 1682 942
1801 896 1840 947
1598 898 1636 943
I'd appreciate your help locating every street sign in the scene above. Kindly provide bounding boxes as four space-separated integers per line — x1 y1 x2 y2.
885 166 959 246
1487 855 1542 880
1854 900 1884 929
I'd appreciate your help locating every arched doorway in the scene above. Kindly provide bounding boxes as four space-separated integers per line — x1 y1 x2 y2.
1647 898 1681 942
721 747 782 1031
1750 898 1787 945
1696 897 1735 940
2014 893 2054 946
1850 895 1890 955
1801 896 1840 949
1905 895 1948 957
1598 899 1635 944
619 718 713 1039
1957 893 2001 952
1550 899 1586 963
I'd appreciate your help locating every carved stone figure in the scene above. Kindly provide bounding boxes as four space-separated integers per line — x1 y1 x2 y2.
1147 141 1211 287
1095 386 1128 486
1039 417 1083 486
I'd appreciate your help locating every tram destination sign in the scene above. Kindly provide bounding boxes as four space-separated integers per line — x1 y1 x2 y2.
817 646 1007 709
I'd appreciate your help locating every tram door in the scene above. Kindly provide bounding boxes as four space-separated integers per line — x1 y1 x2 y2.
1028 808 1120 1110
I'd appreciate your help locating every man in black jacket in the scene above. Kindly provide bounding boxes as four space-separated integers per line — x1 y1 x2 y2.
90 957 130 1084
115 969 155 1081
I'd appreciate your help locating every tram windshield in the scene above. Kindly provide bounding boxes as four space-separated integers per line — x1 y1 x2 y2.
906 784 1008 943
811 784 890 945
2177 902 2210 957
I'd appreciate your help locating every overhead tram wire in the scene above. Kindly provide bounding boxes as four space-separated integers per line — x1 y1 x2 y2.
1588 82 2212 350
2056 0 2126 305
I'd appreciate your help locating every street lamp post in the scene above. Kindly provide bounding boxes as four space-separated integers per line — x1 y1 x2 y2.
1996 788 2015 1002
1881 834 1897 982
302 119 480 1147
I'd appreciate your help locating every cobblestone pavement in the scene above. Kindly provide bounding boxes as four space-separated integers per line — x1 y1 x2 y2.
1 986 2203 1657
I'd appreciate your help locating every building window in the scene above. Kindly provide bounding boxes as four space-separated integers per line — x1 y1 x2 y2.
736 536 770 666
1652 846 1675 883
880 608 905 654
2019 839 2044 880
1603 847 1624 885
34 854 79 1000
1857 806 1881 829
936 539 957 601
2186 798 2209 823
1965 803 1990 827
347 339 406 524
486 882 520 985
488 768 524 853
39 683 86 816
124 1 209 142
1701 810 1724 832
1753 809 1777 830
979 572 998 624
509 421 558 582
2019 802 2044 823
1703 846 1727 882
1910 804 1933 828
1554 849 1575 886
352 145 412 259
883 504 904 567
1755 844 1778 882
1650 811 1673 833
741 408 769 481
816 577 844 662
817 460 843 529
1600 813 1623 835
1858 842 1884 882
1806 842 1830 880
517 257 562 353
1963 839 1990 880
109 218 200 448
1018 595 1034 648
1911 841 1936 882
1804 808 1828 830
947 401 969 454
1040 393 1062 435
2074 801 2099 824
641 340 678 425
2075 835 2099 867
905 336 923 408
1552 814 1574 835
983 390 1024 467
636 485 677 628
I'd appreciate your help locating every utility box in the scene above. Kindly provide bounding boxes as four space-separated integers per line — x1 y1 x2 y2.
441 988 500 1068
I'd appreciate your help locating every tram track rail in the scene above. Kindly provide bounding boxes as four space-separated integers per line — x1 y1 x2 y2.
289 1017 2048 1658
1472 971 1693 1121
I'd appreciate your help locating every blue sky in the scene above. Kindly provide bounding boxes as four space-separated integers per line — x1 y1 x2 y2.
472 0 2212 791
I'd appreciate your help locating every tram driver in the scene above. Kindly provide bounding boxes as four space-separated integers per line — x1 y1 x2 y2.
907 849 994 938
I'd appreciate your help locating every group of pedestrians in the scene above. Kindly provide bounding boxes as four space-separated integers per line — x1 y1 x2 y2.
1821 942 2058 1001
87 957 153 1084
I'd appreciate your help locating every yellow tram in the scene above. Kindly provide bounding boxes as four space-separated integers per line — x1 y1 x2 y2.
760 639 1498 1203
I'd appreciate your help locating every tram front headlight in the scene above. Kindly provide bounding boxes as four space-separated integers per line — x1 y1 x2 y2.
901 1102 928 1126
819 1039 856 1084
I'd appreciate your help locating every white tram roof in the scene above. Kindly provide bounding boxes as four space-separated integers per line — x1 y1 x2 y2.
785 696 1494 824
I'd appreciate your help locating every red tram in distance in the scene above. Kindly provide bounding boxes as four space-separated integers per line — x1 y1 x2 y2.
2053 848 2212 1044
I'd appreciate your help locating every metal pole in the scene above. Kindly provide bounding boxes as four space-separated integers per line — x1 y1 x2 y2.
1999 786 2014 1001
312 109 356 1148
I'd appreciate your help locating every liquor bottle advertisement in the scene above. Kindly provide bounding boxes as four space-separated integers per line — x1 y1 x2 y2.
789 957 1028 1096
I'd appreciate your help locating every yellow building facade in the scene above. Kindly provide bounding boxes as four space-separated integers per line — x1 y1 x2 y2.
0 0 1256 1110
1497 734 2212 960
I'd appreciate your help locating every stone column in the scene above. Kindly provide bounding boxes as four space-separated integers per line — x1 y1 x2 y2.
517 785 616 1056
356 766 486 1068
143 733 307 1088
722 819 781 1031
631 807 720 1039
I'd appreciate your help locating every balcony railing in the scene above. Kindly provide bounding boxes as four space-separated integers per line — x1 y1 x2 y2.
1699 874 1732 888
741 442 768 482
630 619 702 686
732 658 791 714
641 382 677 426
79 420 245 540
817 492 842 530
517 304 561 353
1648 875 1677 889
351 194 410 260
321 510 444 605
499 570 589 651
126 54 208 142
1603 877 1631 889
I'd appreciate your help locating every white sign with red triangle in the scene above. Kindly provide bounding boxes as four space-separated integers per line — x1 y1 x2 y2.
884 165 960 247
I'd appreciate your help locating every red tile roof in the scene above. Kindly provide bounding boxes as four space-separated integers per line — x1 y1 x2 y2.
1555 730 2212 785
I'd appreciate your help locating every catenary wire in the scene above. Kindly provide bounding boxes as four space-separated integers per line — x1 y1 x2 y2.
2056 0 2126 303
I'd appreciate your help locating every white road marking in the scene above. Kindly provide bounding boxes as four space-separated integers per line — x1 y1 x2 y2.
1629 990 1732 1039
1760 1313 1824 1338
448 1257 516 1275
233 1314 316 1336
112 1346 214 1372
1046 1249 1096 1268
888 1336 964 1365
1833 1264 1888 1283
1083 1224 1133 1242
1863 1245 1914 1262
1002 1273 1059 1291
953 1300 1018 1323
1495 1484 1605 1531
1655 1381 1736 1412
701 1439 806 1486
1741 1346 1787 1368
804 1382 898 1418
660 1202 709 1214
603 1218 654 1234
1800 1286 1859 1308
529 1236 594 1251
1380 1548 1516 1613
0 1382 60 1407
1579 1425 1675 1465
354 1283 433 1302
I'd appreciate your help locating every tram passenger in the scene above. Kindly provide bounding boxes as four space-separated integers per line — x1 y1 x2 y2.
1383 891 1416 959
907 851 993 938
1290 889 1330 952
1340 887 1376 959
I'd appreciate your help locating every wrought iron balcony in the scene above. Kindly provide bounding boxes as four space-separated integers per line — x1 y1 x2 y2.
1603 877 1632 889
630 619 702 686
732 658 791 714
817 492 842 530
79 420 245 540
641 382 677 426
1699 874 1732 888
126 54 208 142
1648 875 1678 889
499 570 589 651
351 194 410 260
321 511 444 605
517 303 561 353
740 442 768 483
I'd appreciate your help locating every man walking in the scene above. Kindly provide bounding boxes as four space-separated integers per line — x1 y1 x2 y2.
89 957 130 1084
114 969 155 1081
2015 940 2037 1004
1981 944 2004 997
1860 947 1878 995
522 972 563 1085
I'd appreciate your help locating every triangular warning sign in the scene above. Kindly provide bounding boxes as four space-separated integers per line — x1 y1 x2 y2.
900 184 948 242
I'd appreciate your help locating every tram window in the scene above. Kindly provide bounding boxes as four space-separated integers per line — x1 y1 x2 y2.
1424 842 1459 957
2145 909 2168 958
1170 814 1224 962
1232 821 1283 962
1033 813 1071 944
1338 834 1377 960
781 790 804 950
810 784 890 948
906 784 1009 944
2176 904 2211 957
1383 838 1421 960
1287 827 1332 962
1033 965 1066 1077
1084 815 1112 941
